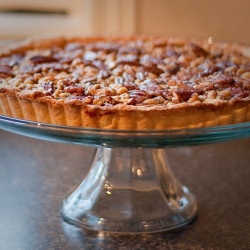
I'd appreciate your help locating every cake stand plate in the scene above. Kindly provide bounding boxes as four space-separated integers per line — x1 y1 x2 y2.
1 114 250 233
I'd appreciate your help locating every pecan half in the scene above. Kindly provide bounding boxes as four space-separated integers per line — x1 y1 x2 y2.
65 85 85 95
123 81 139 90
174 88 204 101
43 81 54 94
30 55 57 64
140 65 164 76
0 66 13 78
189 43 209 57
129 90 151 103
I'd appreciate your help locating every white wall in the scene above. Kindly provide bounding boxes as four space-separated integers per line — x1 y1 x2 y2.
0 0 136 40
136 0 250 45
0 0 94 39
1 0 250 45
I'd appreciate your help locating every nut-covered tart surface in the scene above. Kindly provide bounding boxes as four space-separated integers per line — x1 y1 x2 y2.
1 36 250 130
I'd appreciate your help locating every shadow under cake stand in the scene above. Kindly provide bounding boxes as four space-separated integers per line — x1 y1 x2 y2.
0 114 249 233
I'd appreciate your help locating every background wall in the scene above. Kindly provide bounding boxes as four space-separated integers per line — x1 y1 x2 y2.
136 0 250 44
0 0 92 39
0 0 250 45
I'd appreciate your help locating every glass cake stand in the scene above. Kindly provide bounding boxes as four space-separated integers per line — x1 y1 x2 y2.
1 114 250 233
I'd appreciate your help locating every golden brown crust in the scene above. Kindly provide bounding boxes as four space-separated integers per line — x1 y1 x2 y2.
1 36 250 130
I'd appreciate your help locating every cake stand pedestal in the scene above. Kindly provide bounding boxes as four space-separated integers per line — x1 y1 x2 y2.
61 147 196 233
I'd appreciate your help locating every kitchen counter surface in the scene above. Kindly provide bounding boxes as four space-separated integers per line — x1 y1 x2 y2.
1 128 250 250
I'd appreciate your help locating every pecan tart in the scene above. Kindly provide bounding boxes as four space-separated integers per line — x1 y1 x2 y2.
1 36 250 130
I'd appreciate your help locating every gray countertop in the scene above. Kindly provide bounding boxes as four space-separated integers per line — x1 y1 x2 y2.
1 128 250 250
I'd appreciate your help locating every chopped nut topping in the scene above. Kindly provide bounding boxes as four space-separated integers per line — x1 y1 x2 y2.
1 37 250 106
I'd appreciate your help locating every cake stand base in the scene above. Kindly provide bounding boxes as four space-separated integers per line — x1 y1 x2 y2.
60 147 197 233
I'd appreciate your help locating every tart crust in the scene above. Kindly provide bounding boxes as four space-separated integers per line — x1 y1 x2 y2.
1 36 250 130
